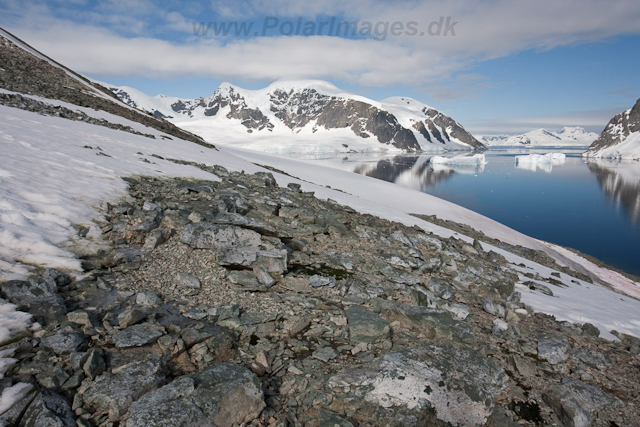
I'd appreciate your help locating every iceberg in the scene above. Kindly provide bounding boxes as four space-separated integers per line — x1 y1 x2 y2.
515 153 566 172
515 153 566 164
430 153 487 165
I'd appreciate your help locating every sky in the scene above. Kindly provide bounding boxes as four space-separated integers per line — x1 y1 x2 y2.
1 0 639 135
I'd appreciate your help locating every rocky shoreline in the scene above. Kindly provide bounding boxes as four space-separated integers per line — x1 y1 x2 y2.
1 167 639 426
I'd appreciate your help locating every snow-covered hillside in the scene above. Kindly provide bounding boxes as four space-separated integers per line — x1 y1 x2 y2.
108 81 485 154
3 100 640 341
477 127 598 147
584 98 640 160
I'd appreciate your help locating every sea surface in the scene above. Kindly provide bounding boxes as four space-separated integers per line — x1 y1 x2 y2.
291 148 640 277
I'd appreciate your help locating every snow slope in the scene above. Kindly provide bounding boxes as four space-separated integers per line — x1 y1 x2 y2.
1 99 640 341
478 127 598 147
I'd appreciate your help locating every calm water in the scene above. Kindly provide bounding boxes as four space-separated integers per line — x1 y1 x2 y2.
297 149 640 276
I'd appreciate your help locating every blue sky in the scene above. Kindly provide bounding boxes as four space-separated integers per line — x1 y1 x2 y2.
1 0 639 134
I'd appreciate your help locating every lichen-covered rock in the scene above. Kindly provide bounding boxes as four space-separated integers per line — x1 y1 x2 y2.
326 344 508 426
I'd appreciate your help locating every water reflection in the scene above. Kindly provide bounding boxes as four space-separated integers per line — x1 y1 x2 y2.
587 159 640 223
351 154 485 191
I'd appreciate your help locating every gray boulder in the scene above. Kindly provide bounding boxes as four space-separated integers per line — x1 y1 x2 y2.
482 299 506 318
425 278 455 301
174 272 201 289
135 291 162 308
571 348 611 370
344 305 390 344
318 408 354 427
41 331 85 355
113 323 165 348
1 278 67 325
543 379 621 427
382 302 473 343
122 377 207 427
308 275 336 288
80 360 163 421
538 338 570 364
124 364 265 427
20 389 75 427
181 222 259 251
117 307 147 328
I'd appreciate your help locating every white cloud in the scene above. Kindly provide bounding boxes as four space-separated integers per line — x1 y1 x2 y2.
2 0 640 95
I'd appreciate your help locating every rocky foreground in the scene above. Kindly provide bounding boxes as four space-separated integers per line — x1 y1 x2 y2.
1 167 639 427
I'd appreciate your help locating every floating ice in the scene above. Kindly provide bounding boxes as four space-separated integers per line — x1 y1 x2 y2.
515 153 566 164
430 154 487 165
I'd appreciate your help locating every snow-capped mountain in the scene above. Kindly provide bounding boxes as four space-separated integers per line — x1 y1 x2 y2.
109 81 485 154
477 127 598 147
583 98 640 160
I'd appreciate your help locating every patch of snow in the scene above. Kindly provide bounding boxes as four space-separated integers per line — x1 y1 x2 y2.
495 246 640 341
0 382 33 415
0 300 33 347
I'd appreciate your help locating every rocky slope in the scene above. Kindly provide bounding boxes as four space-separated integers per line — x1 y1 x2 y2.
0 28 211 148
477 127 598 147
583 98 640 160
109 82 485 153
1 168 638 427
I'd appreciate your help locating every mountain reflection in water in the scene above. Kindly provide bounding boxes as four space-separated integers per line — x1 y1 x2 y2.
351 154 484 191
587 159 640 223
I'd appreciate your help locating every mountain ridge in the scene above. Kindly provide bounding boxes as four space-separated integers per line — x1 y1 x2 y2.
583 98 640 160
109 81 485 154
477 126 598 147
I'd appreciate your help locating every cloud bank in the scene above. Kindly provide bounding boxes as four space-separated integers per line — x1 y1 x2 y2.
2 0 639 95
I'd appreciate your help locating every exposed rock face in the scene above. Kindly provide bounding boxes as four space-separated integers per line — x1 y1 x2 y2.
269 88 422 151
584 97 640 158
419 107 486 150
